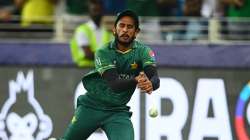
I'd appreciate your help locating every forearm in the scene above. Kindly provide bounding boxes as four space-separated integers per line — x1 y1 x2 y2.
82 46 94 60
144 65 160 90
102 68 137 92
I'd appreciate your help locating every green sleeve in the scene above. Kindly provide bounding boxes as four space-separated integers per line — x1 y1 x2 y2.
141 46 157 68
95 49 115 74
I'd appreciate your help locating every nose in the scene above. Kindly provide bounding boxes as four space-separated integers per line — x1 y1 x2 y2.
122 26 128 32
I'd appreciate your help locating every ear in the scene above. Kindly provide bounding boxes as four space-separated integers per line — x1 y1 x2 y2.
135 28 140 37
112 26 116 35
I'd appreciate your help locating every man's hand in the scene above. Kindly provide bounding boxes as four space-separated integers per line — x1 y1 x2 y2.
135 72 153 94
82 46 95 60
233 0 244 7
0 10 11 21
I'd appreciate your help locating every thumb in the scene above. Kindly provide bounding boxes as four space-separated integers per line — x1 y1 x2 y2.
139 71 145 76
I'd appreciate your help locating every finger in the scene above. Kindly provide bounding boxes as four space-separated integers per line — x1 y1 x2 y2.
147 91 152 95
146 88 153 94
135 74 146 83
139 71 145 76
137 82 149 89
138 80 147 85
138 83 153 91
144 85 153 93
138 80 151 86
139 72 147 79
138 77 147 83
139 88 152 94
139 87 152 94
139 78 150 83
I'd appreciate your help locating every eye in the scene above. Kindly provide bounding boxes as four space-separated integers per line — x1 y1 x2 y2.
127 25 134 29
119 23 125 28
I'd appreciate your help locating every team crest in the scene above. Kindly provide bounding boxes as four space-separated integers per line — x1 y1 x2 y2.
130 62 138 69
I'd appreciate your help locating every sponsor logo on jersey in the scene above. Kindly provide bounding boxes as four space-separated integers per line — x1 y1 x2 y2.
119 74 132 79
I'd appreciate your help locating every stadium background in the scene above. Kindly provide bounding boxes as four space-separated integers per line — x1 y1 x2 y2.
1 42 250 140
1 0 250 139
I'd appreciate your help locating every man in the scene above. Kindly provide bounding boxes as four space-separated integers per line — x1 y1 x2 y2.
70 0 112 67
0 0 21 23
223 0 250 40
20 0 58 26
61 10 160 140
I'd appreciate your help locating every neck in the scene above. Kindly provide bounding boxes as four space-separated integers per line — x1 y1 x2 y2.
92 16 102 28
116 42 132 52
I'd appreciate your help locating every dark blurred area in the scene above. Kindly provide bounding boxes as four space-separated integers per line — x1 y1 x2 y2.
0 0 249 43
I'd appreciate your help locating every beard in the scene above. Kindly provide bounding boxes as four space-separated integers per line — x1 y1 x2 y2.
114 33 135 47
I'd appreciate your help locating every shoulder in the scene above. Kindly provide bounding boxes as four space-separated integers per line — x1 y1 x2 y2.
76 22 87 29
75 22 90 32
134 40 152 51
96 42 112 54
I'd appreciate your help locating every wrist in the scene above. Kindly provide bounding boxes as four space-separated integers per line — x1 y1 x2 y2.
134 77 139 83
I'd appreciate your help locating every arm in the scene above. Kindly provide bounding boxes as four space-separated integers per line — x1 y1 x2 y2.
102 68 138 93
102 65 160 93
75 30 95 60
138 46 160 93
137 65 160 94
144 65 160 90
82 46 95 60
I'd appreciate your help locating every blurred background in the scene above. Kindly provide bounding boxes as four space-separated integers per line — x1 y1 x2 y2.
0 0 249 43
0 0 250 140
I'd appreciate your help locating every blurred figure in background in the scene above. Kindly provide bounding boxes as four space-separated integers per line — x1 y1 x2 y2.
156 0 185 41
127 0 162 42
201 0 225 18
18 0 58 26
127 0 159 17
222 0 250 40
65 0 88 15
102 0 126 15
223 0 250 17
65 0 126 16
201 0 226 41
70 0 112 67
0 0 22 23
183 0 204 40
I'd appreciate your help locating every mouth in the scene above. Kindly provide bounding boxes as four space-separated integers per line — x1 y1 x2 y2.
121 34 129 40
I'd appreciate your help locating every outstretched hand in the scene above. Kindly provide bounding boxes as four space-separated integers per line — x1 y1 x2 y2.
135 72 153 94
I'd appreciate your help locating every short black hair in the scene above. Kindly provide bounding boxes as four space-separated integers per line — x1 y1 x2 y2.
114 10 139 29
87 0 103 5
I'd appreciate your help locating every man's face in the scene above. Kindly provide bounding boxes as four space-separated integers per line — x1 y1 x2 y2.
113 16 139 46
88 2 102 20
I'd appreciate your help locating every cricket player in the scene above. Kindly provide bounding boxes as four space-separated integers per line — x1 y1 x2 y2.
61 10 160 140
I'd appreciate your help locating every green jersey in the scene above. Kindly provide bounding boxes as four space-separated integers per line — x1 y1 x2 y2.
228 0 250 17
79 40 156 111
